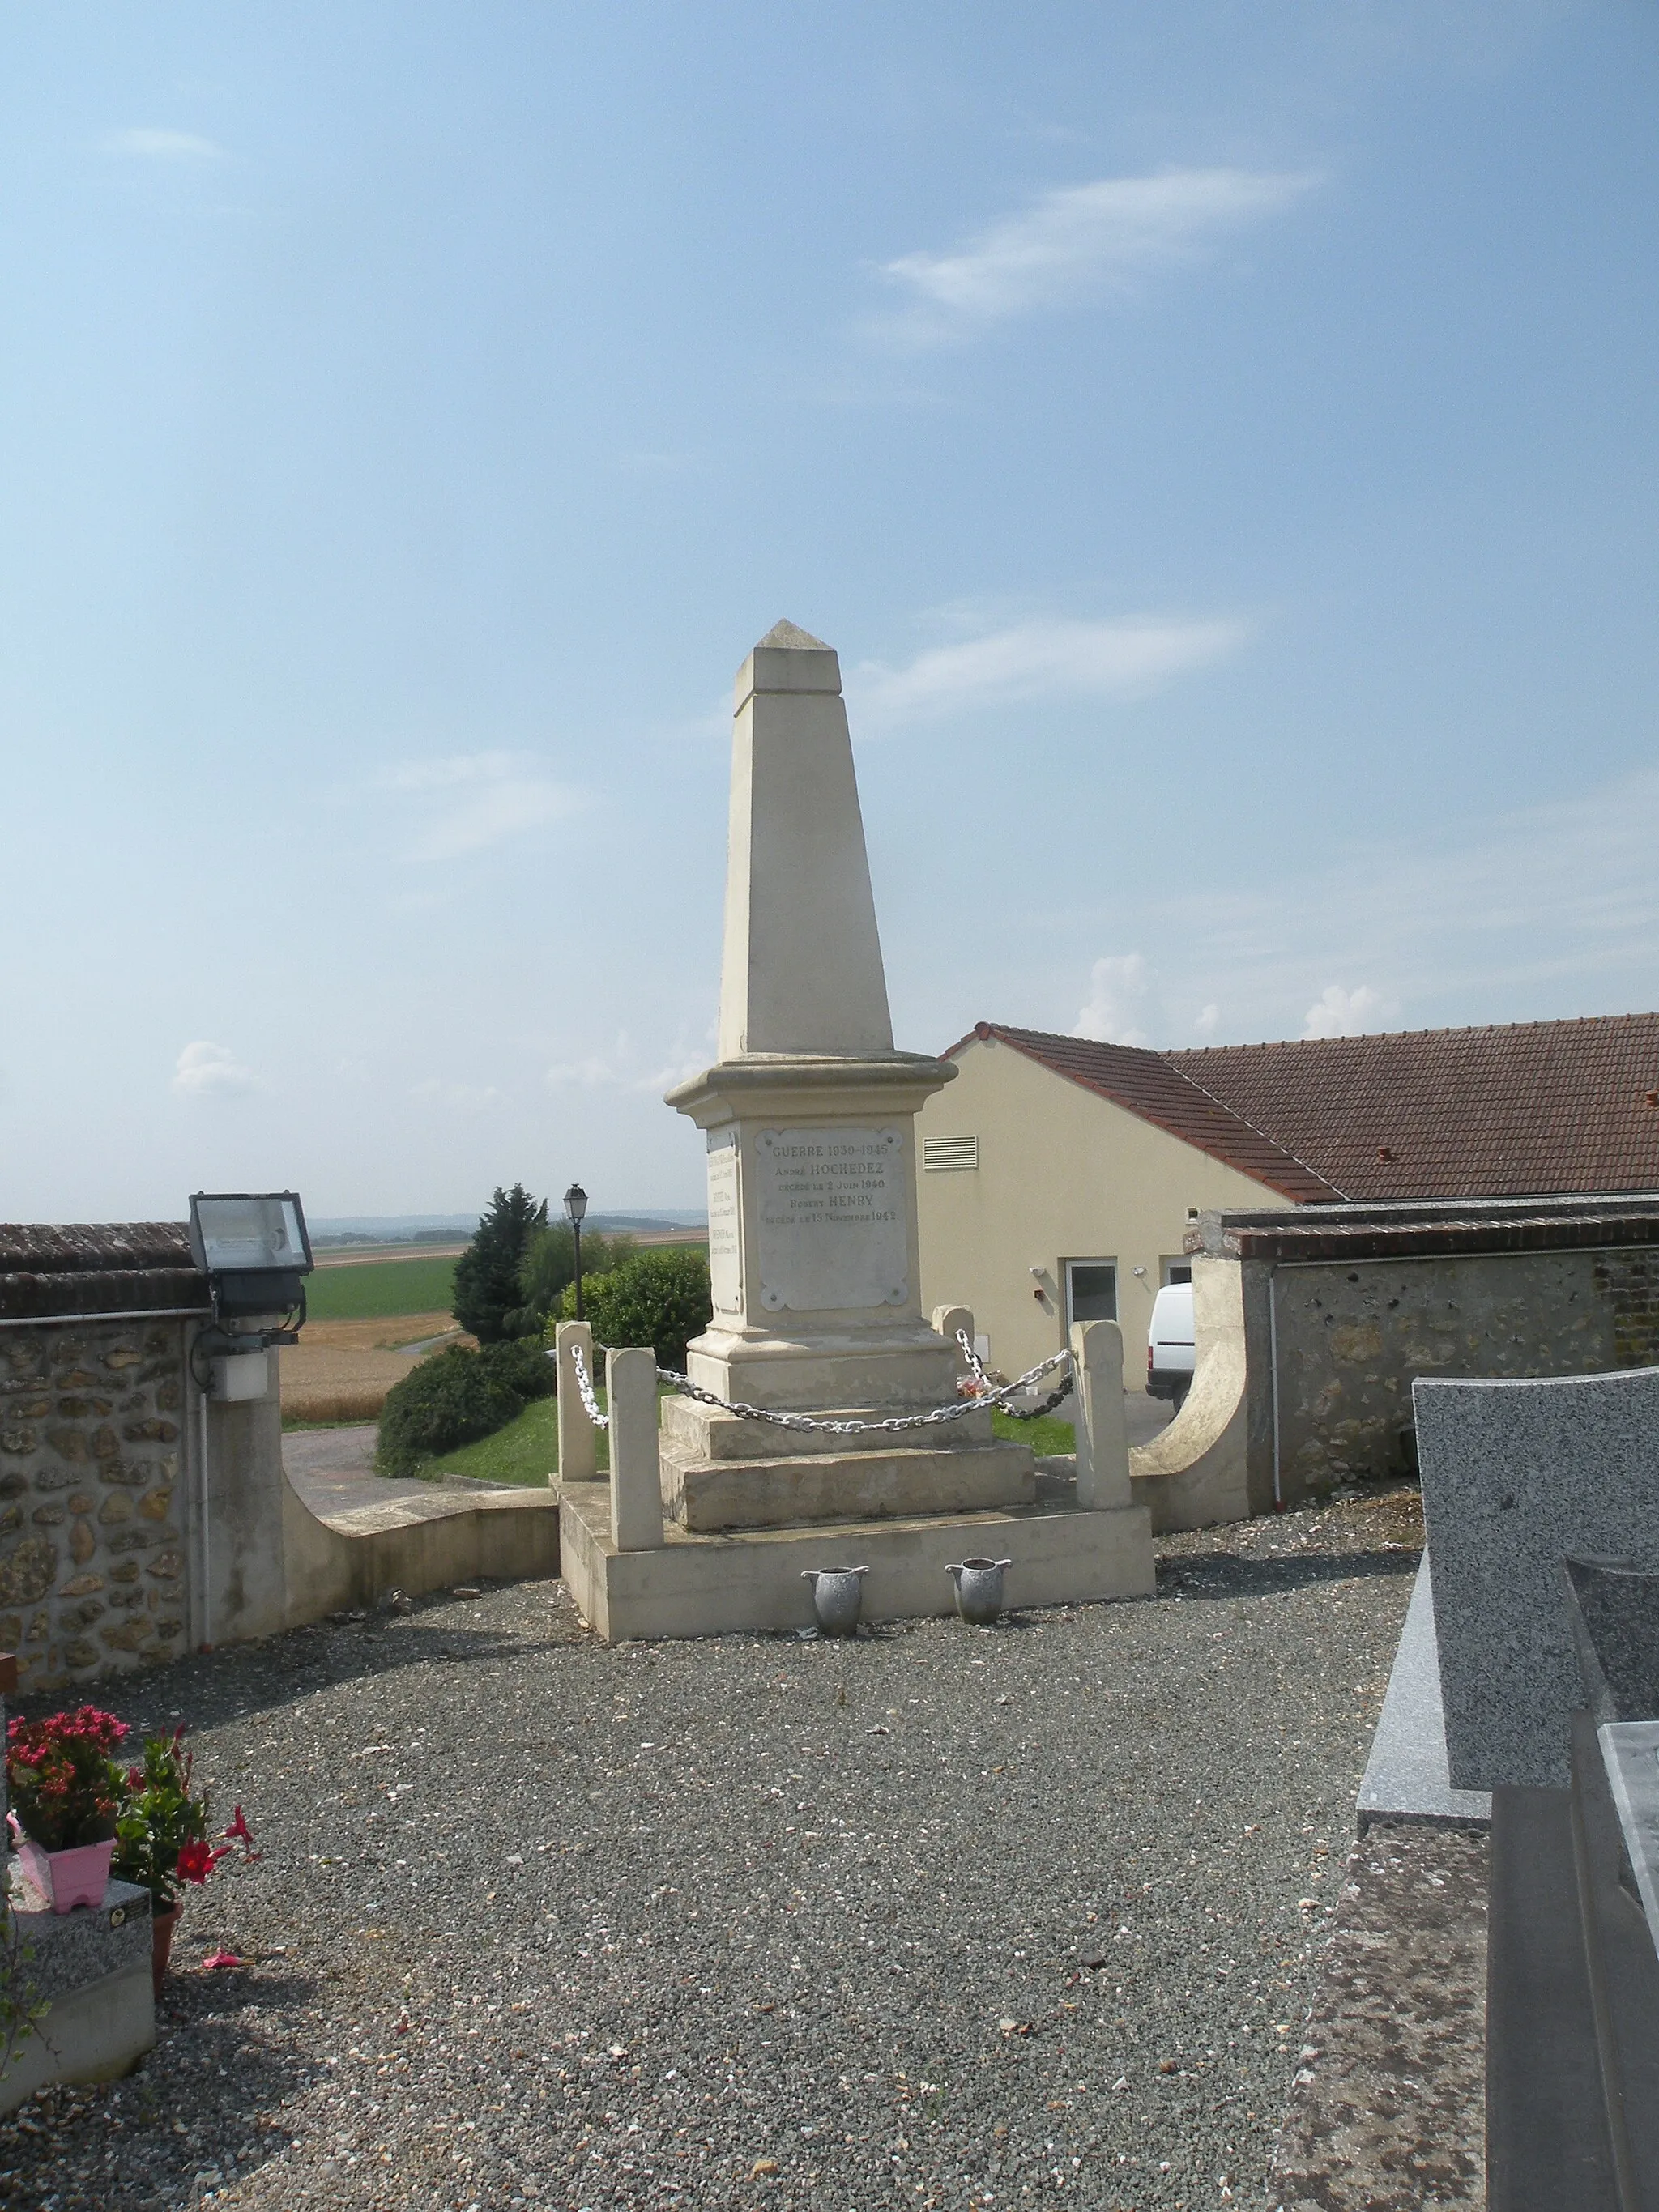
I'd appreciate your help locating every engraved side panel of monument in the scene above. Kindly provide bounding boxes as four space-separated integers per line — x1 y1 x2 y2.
753 1127 907 1312
706 1128 742 1313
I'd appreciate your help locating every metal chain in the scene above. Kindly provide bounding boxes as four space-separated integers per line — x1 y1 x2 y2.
653 1343 1072 1434
568 1341 609 1430
953 1328 1074 1422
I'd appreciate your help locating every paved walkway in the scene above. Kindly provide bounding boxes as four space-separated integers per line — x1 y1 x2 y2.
279 1425 518 1520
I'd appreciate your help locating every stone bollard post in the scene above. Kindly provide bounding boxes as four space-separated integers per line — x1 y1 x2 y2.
555 1321 599 1483
1071 1321 1132 1509
932 1303 975 1385
607 1348 665 1552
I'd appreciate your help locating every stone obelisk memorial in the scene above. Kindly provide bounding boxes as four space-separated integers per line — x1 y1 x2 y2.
555 621 1154 1639
660 620 1032 1529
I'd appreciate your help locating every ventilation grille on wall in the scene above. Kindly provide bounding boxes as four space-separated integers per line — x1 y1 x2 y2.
923 1135 979 1172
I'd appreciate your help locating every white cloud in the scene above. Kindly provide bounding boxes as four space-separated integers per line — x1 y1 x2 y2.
378 752 582 861
545 1057 621 1090
172 1041 254 1097
410 1078 500 1111
877 167 1319 342
851 615 1247 731
1075 953 1155 1046
101 128 224 161
1301 984 1394 1039
1192 1002 1221 1038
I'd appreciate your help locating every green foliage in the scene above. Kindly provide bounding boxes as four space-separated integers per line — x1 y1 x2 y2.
112 1729 212 1910
510 1222 634 1336
452 1183 548 1343
417 1396 574 1485
991 1406 1077 1458
302 1253 458 1322
375 1337 555 1476
476 1334 557 1405
0 1924 46 2086
556 1247 712 1375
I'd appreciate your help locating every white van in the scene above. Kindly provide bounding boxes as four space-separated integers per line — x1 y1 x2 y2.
1146 1282 1196 1410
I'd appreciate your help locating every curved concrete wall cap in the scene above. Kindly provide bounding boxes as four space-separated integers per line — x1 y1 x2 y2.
1128 1255 1250 1533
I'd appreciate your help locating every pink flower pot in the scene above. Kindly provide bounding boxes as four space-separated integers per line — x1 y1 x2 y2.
13 1836 116 1914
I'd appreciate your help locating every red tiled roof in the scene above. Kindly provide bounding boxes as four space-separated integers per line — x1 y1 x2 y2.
1170 1015 1659 1200
949 1014 1659 1202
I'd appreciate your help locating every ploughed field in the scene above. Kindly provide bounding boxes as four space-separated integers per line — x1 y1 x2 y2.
0 1487 1422 2212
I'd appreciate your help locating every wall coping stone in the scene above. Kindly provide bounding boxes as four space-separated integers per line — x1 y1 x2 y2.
1192 1191 1659 1265
0 1224 207 1322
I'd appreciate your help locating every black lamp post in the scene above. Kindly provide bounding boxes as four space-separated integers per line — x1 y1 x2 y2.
564 1182 588 1322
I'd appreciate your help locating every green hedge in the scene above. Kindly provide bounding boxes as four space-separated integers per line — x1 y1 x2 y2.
376 1337 557 1477
556 1248 712 1376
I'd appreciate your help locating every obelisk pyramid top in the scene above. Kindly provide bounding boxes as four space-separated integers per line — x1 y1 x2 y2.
717 624 893 1059
736 620 842 709
757 618 830 650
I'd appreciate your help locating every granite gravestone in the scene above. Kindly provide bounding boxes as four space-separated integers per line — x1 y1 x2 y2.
1414 1363 1659 1791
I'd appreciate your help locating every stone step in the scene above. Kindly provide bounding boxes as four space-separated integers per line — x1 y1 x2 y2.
659 1431 1034 1532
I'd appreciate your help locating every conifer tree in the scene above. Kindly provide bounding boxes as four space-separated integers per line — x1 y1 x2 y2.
451 1183 548 1342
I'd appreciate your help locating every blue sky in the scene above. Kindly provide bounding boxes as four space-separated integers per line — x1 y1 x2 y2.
3 2 1657 1220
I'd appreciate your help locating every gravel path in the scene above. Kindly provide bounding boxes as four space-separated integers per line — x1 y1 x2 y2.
0 1486 1422 2212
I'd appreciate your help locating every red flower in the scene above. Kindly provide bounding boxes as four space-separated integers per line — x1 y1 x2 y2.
173 1838 227 1886
220 1805 261 1860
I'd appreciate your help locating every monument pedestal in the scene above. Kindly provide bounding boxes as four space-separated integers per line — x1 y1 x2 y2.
558 1473 1154 1643
659 1385 1034 1531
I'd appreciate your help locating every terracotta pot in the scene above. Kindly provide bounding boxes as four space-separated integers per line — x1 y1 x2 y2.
151 1902 182 1997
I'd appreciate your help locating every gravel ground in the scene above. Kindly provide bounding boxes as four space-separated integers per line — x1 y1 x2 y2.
1269 1821 1486 2211
0 1485 1422 2212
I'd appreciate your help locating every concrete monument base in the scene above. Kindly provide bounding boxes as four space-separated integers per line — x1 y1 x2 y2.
658 1387 1035 1530
557 1473 1154 1643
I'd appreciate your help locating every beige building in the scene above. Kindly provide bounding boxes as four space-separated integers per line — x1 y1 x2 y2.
915 1012 1659 1389
916 1024 1323 1386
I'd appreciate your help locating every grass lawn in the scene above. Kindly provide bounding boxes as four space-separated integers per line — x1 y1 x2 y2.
412 1396 1070 1485
415 1395 608 1486
992 1406 1077 1457
305 1253 458 1323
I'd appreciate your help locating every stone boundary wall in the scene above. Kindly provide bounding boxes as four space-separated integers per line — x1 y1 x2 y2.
0 1319 191 1693
1266 1248 1619 1503
1188 1197 1659 1513
1594 1249 1659 1368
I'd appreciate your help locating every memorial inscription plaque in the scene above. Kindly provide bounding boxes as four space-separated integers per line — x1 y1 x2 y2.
706 1130 741 1313
753 1126 906 1313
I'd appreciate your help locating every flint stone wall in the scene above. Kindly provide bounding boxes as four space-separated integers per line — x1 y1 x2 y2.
0 1319 190 1690
1269 1249 1625 1501
1192 1198 1659 1513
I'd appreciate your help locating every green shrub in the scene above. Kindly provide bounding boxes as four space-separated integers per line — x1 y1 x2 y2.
377 1344 525 1477
477 1335 558 1404
508 1222 634 1336
555 1248 712 1376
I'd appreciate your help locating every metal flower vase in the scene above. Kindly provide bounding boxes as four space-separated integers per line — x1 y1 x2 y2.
946 1558 1014 1626
802 1566 869 1635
